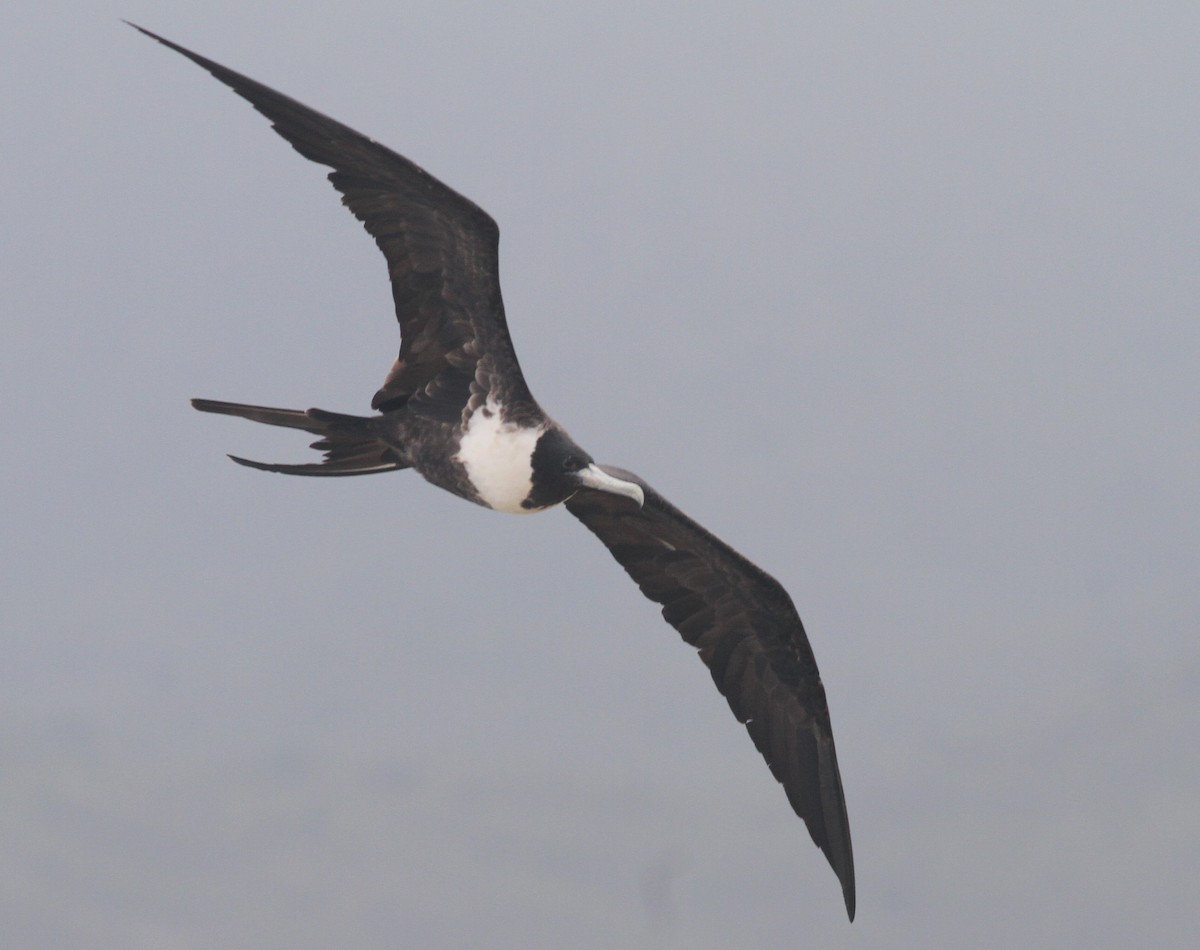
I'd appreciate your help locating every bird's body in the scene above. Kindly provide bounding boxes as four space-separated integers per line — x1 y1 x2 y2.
190 394 607 514
134 23 855 919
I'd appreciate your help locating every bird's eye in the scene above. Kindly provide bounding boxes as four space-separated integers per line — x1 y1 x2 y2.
562 456 582 472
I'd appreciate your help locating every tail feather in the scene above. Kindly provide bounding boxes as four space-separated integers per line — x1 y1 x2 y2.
192 398 408 477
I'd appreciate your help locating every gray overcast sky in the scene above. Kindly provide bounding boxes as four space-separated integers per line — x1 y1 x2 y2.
3 1 1197 947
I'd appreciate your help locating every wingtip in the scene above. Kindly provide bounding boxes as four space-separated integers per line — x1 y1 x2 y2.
125 21 208 67
829 812 856 921
814 729 856 921
123 20 157 41
823 836 854 919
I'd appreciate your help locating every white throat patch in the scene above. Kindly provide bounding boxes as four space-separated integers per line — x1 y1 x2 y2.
454 398 546 513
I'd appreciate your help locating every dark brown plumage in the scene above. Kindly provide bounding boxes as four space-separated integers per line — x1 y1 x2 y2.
130 23 532 425
567 468 854 919
134 22 855 919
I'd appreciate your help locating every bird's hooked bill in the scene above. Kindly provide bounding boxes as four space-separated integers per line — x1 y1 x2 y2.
578 465 645 507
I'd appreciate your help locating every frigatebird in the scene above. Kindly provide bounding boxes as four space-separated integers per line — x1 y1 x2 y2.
132 23 855 919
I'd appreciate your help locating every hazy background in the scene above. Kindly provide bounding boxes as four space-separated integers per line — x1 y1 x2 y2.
3 2 1197 947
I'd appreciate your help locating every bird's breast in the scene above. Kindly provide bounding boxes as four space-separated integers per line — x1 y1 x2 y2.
453 400 546 514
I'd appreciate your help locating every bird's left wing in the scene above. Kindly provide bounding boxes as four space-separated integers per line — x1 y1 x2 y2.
130 24 536 423
565 467 855 920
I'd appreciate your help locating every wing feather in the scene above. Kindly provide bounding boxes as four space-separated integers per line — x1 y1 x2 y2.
566 467 855 920
131 24 534 419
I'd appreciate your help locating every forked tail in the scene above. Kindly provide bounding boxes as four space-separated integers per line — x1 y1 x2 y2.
191 398 408 476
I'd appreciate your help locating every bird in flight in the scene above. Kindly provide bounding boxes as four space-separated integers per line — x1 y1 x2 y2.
132 23 855 919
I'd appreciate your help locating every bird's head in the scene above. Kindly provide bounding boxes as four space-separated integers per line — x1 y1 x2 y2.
523 428 644 511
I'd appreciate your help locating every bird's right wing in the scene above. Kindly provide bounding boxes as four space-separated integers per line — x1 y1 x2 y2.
565 467 855 920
